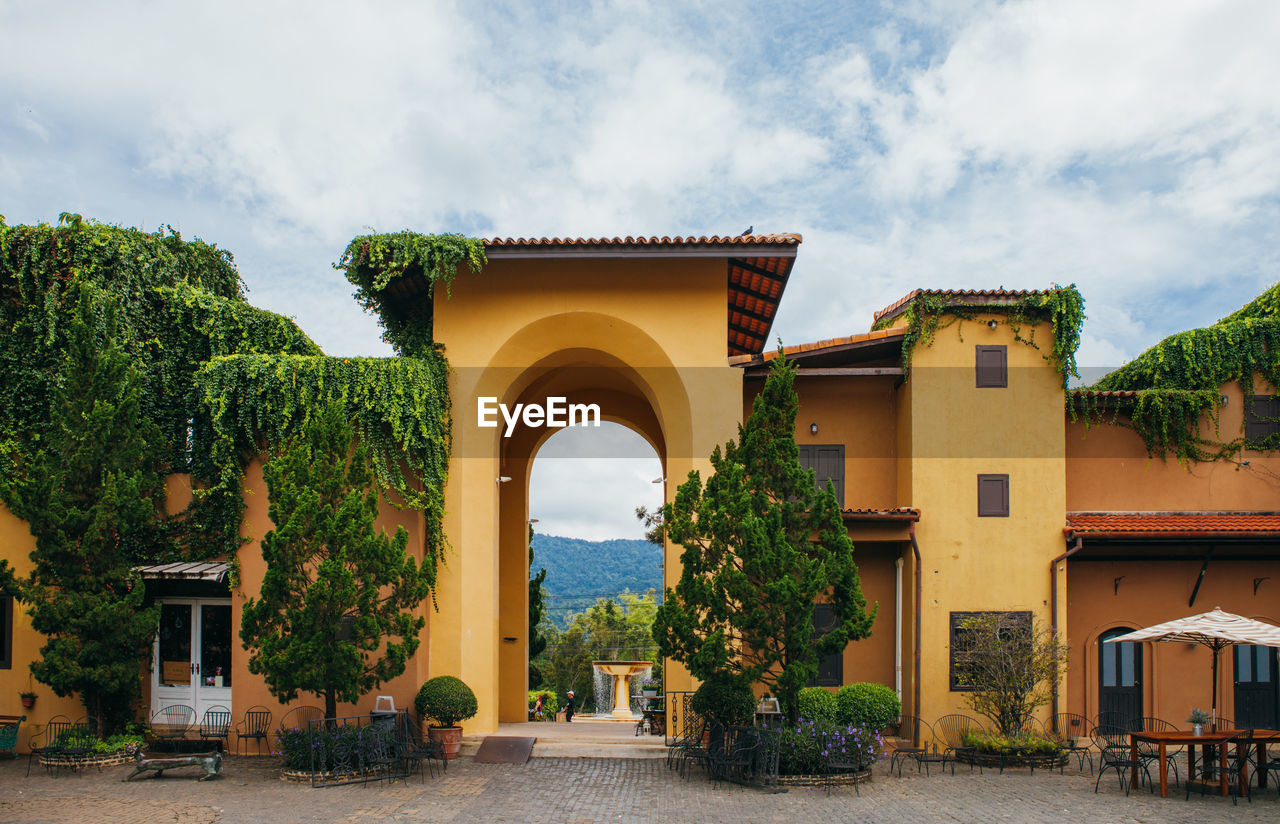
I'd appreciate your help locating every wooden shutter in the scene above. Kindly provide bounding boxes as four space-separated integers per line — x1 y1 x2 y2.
977 474 1010 517
975 345 1008 388
798 444 845 507
1245 396 1280 441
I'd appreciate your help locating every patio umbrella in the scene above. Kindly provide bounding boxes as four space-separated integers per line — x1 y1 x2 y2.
1105 607 1280 725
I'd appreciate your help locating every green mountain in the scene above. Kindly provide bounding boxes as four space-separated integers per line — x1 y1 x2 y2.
530 534 662 627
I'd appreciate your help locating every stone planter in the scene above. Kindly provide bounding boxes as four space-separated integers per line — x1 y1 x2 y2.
777 769 872 788
428 725 463 759
39 750 135 769
955 750 1067 770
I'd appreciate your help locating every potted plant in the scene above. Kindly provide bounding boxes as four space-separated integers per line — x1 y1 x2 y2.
19 691 36 710
415 676 478 759
640 678 660 698
1187 708 1209 736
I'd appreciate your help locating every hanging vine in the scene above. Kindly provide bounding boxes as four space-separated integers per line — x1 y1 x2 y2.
1069 283 1280 463
871 285 1085 387
336 231 486 357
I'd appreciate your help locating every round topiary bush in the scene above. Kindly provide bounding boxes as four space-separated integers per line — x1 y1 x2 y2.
797 687 838 722
415 675 478 728
690 671 756 727
835 682 901 730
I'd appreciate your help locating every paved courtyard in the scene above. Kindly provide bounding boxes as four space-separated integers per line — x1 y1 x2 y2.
2 753 1277 824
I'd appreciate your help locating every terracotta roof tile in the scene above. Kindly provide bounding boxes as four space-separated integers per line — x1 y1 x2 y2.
728 328 905 366
873 288 1052 324
1065 511 1280 540
484 234 801 248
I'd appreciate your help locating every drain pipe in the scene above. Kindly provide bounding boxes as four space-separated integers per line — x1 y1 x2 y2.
894 555 904 701
909 525 922 723
1049 536 1084 722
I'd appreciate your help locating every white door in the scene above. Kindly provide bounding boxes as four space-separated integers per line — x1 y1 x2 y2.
152 599 233 722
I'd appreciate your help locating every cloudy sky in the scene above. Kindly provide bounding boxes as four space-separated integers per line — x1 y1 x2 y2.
4 0 1278 539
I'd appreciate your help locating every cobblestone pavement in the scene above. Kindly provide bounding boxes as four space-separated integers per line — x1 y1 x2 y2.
2 754 1278 824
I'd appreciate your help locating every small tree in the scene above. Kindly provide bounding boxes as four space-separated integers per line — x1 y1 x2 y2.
653 351 876 724
951 612 1069 736
528 524 548 687
240 403 433 720
5 293 163 736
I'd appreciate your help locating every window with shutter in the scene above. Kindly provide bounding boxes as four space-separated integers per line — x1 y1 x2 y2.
1244 396 1280 441
977 474 1010 517
808 603 842 687
975 345 1008 388
798 444 844 506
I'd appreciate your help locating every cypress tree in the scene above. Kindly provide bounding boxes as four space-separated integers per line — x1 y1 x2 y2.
6 290 164 736
239 403 432 720
653 351 876 723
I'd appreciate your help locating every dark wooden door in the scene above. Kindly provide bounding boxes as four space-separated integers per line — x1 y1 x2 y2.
1234 644 1279 729
1098 628 1142 730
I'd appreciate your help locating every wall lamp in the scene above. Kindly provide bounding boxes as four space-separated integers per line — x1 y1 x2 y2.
987 319 998 330
651 476 665 484
528 518 539 524
497 476 512 483
810 422 818 435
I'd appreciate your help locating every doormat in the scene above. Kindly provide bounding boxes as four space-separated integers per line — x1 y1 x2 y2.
473 736 536 764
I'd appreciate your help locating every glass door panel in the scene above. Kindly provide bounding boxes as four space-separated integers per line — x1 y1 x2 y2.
199 604 232 689
157 603 193 687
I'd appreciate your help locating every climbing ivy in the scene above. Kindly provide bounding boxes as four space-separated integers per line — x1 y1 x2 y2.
196 354 451 577
1 216 472 574
337 232 486 356
1070 283 1280 462
871 285 1085 387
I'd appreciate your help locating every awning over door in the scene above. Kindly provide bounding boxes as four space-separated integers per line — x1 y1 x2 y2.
134 562 230 584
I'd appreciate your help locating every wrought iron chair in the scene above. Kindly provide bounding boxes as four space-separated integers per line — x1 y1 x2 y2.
887 715 932 776
275 705 323 754
150 704 196 743
934 714 984 774
1186 728 1253 805
822 728 867 795
397 711 445 779
236 706 273 756
1130 717 1182 787
1092 725 1151 796
198 705 232 751
26 715 72 777
1054 713 1095 774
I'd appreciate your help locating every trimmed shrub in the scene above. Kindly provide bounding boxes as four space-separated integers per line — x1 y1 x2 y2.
415 675 478 727
835 682 901 731
690 671 756 727
797 687 837 723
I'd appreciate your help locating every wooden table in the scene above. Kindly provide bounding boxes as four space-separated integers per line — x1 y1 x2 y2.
1129 729 1280 798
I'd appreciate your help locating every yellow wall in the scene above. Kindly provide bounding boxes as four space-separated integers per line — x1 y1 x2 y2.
432 256 743 732
899 316 1066 723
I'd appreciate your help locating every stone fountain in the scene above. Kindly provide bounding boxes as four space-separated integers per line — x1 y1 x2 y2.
592 660 652 719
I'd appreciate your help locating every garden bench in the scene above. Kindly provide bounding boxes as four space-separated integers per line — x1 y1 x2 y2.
0 715 24 758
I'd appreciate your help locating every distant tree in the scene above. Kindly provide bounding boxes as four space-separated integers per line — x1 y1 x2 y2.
240 403 433 720
634 505 664 545
536 592 660 711
653 351 876 724
4 293 163 735
951 612 1069 736
528 524 549 686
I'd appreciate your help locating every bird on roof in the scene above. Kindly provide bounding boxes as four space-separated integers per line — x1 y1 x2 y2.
741 226 753 235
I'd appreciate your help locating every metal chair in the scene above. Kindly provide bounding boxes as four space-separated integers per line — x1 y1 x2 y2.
198 705 232 751
1186 728 1252 805
887 715 931 776
934 714 984 774
150 704 196 743
1092 725 1151 796
1130 717 1182 787
398 711 445 779
236 706 273 756
1054 713 1095 774
26 715 72 777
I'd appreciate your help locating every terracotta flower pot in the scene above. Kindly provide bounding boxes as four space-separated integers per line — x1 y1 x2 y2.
428 725 463 759
20 696 35 709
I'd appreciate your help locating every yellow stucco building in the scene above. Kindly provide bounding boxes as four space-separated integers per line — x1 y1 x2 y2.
3 233 1278 751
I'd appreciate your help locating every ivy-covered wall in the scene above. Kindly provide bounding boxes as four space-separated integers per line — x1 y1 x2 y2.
1 216 476 573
